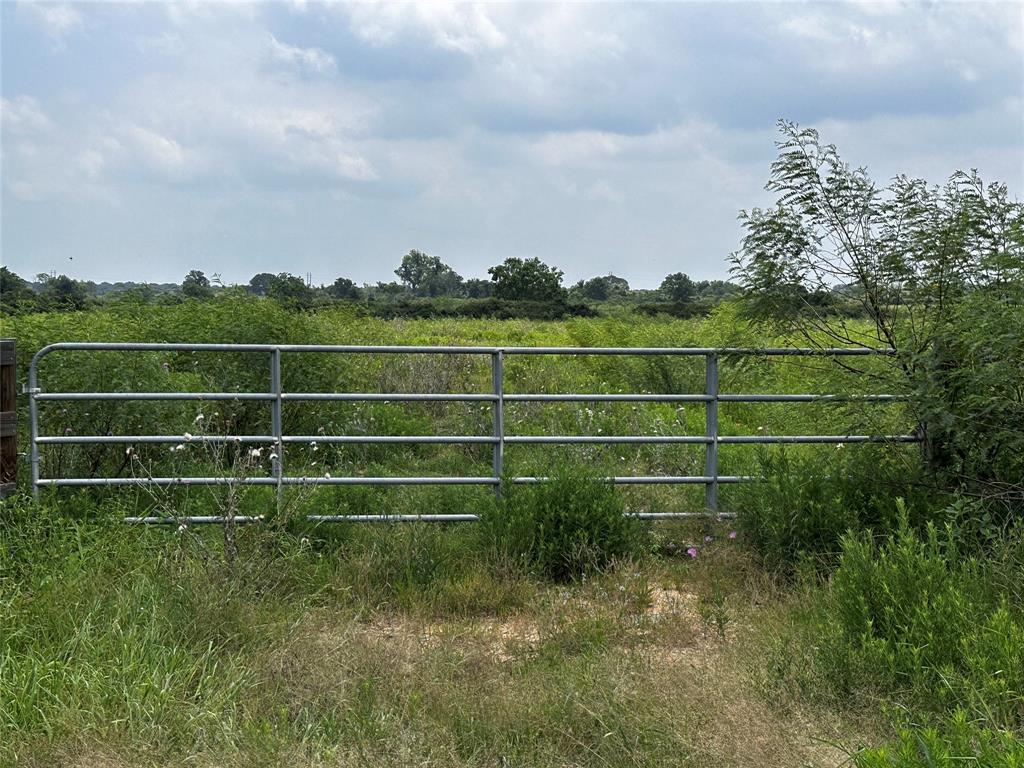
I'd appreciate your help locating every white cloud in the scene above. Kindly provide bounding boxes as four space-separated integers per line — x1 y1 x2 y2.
20 2 83 46
121 125 187 177
1 1 1020 285
266 34 337 77
530 131 623 167
344 3 507 54
135 31 185 57
1 96 53 134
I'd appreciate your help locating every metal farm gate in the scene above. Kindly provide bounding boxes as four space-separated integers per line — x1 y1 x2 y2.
27 343 918 522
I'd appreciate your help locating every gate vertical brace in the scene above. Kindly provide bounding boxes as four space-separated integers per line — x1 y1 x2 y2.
704 352 719 515
29 350 40 502
491 351 504 498
270 348 283 514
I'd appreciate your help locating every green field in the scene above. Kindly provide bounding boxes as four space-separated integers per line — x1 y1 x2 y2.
2 300 1020 767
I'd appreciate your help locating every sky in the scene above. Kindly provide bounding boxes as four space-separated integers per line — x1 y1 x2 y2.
1 1 1022 289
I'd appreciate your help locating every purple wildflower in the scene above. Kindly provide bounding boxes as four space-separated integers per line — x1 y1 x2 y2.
703 535 713 544
64 427 73 434
686 547 698 558
728 531 738 540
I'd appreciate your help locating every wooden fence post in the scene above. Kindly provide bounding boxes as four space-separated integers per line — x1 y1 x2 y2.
0 339 16 497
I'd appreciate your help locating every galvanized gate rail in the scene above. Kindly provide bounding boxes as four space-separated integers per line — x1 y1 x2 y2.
27 343 917 522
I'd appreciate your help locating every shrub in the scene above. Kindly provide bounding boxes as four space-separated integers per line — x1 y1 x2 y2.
829 509 1024 725
854 711 1024 767
733 446 936 569
367 297 597 320
479 464 646 581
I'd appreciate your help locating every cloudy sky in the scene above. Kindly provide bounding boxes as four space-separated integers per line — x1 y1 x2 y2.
2 1 1022 288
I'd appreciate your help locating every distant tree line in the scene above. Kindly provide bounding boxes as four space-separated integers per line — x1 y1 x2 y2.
1 251 752 319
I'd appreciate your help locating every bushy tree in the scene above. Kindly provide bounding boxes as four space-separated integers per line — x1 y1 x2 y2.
395 250 464 297
38 273 87 311
660 272 696 303
488 257 567 302
694 280 741 301
731 120 1024 509
0 267 38 314
327 277 362 300
266 273 314 308
182 270 213 299
463 278 494 298
573 274 630 302
247 273 275 296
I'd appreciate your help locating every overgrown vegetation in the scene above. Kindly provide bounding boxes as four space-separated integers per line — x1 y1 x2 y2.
2 121 1022 765
480 464 646 581
730 121 1023 764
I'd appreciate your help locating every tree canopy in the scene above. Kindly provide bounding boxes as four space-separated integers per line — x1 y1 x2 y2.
488 257 567 302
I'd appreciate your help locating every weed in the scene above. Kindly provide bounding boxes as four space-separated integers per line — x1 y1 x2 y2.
479 462 648 581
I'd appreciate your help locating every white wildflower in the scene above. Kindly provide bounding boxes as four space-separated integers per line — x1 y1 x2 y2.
125 446 135 456
177 524 187 534
183 432 193 441
324 472 332 479
194 414 204 424
250 448 263 459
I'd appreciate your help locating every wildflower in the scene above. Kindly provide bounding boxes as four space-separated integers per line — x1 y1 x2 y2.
250 448 263 459
162 362 170 372
125 446 135 457
183 432 193 441
686 547 698 558
64 427 73 434
300 537 310 547
757 426 764 432
177 524 187 534
174 444 185 452
324 472 332 479
194 414 205 424
703 535 713 544
836 443 845 450
310 441 319 452
728 531 738 540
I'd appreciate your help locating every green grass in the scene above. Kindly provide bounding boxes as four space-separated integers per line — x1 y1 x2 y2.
1 497 884 767
8 297 914 522
4 301 1020 766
